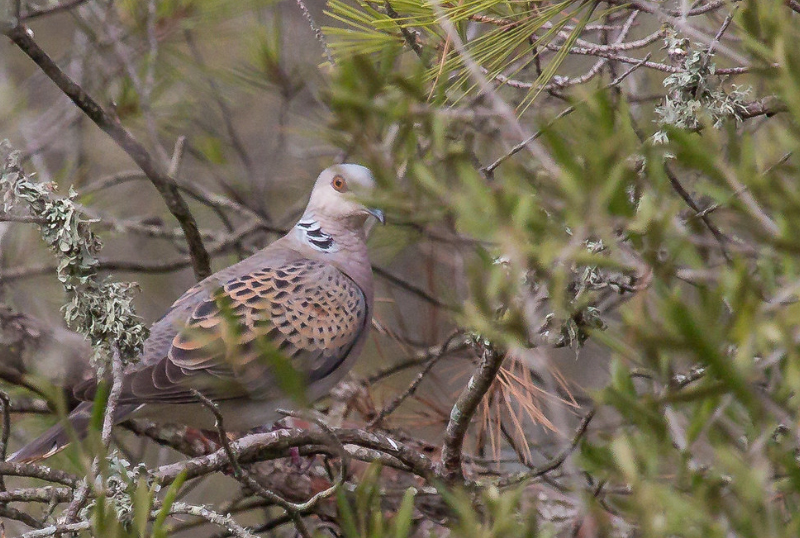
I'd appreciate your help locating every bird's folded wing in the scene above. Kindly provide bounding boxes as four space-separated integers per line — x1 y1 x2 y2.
76 258 368 404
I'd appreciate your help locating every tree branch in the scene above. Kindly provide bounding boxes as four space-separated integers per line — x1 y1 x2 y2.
153 428 440 486
19 0 90 21
440 343 505 482
2 24 212 280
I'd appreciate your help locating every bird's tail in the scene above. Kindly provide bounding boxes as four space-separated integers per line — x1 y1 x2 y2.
8 402 94 463
8 402 139 463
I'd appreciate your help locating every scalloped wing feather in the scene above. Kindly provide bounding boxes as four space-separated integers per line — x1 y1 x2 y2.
75 257 367 405
123 258 367 403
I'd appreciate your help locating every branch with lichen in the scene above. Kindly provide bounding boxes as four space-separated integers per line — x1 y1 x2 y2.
653 29 753 143
0 141 147 368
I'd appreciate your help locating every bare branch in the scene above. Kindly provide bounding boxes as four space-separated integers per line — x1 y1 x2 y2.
167 503 258 538
0 505 43 530
0 462 81 487
102 348 124 447
19 0 90 21
373 265 457 311
294 0 335 66
369 331 466 427
483 53 652 178
2 24 212 280
740 96 788 119
0 486 72 503
441 343 506 482
19 521 91 538
153 427 440 485
0 390 10 491
497 408 596 487
368 332 471 381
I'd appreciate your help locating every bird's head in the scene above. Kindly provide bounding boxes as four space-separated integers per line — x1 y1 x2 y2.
305 164 385 228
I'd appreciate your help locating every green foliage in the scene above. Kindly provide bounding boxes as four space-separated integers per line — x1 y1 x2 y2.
336 464 418 538
151 472 187 538
445 486 540 538
329 52 642 349
320 0 800 532
337 467 547 538
325 0 605 109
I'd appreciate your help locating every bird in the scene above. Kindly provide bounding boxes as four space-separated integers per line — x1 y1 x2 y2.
10 164 384 463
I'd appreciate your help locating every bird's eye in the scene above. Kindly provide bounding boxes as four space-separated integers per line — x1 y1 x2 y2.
331 175 348 192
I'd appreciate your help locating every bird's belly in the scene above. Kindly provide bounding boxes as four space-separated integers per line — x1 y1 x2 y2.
131 398 292 431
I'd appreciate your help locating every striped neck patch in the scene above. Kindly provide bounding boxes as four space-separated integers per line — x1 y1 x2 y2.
297 219 338 252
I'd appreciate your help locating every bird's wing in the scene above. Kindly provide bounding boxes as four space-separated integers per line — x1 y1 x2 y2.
77 257 368 404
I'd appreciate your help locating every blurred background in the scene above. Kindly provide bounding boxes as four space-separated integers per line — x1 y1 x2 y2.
3 0 799 535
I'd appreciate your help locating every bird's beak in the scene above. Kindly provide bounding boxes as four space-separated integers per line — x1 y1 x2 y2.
366 208 386 225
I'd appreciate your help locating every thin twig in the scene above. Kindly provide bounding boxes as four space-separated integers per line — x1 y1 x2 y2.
366 339 471 384
373 266 457 311
0 462 80 486
739 96 788 120
384 0 425 60
483 54 652 178
168 503 258 538
497 407 596 487
2 24 212 280
168 136 187 178
19 0 90 21
663 164 733 262
0 214 45 223
19 521 91 538
294 0 335 66
191 391 314 538
0 486 72 504
0 221 264 283
706 5 739 59
57 480 89 527
369 331 465 427
0 390 10 491
0 504 43 529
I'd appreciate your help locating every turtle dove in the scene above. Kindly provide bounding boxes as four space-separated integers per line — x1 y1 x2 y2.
10 164 383 462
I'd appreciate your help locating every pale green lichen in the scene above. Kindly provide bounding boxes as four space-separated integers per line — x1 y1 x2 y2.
80 453 159 524
0 140 147 365
654 30 750 143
